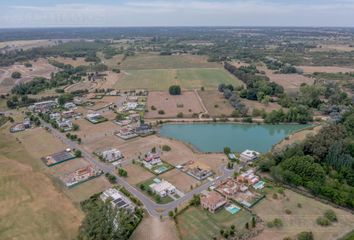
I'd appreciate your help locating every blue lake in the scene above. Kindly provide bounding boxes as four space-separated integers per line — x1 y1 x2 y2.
159 123 310 153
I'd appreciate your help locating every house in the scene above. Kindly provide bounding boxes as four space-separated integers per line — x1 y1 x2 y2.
129 113 141 122
62 165 102 187
201 191 227 213
100 148 123 162
73 97 84 105
64 102 76 110
182 160 213 181
126 102 138 110
62 110 77 119
86 113 106 123
135 123 152 135
33 100 57 113
144 152 161 165
50 112 61 120
237 170 260 185
115 127 138 140
149 179 176 197
100 188 135 212
239 150 260 162
23 118 31 128
57 119 73 131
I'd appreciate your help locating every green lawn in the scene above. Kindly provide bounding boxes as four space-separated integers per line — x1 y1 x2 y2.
176 206 253 240
120 54 220 70
116 68 242 90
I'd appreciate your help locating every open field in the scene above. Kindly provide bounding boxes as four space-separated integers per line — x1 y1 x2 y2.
261 68 314 94
0 39 57 50
0 58 58 94
176 206 253 240
242 99 284 114
97 52 125 70
310 44 354 52
253 187 354 240
299 65 354 74
65 81 97 92
49 56 92 67
198 90 235 117
120 54 221 70
122 163 155 185
145 91 205 118
116 68 242 91
131 216 180 240
98 71 122 89
159 169 199 193
0 123 83 240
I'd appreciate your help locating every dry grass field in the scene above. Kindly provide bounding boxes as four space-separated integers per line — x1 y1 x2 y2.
116 68 241 91
0 123 83 240
97 52 125 70
0 39 57 50
299 65 354 74
253 188 354 240
198 90 235 117
145 91 205 118
0 59 58 94
64 81 98 92
242 98 284 114
261 67 314 94
130 216 180 240
121 164 155 185
159 169 199 193
310 44 354 52
50 56 92 67
120 54 221 70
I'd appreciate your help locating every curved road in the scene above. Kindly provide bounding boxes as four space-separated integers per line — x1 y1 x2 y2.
41 119 234 216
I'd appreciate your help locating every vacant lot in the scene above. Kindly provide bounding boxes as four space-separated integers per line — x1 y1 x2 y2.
176 206 253 240
198 90 235 117
116 68 241 91
310 44 354 52
253 187 354 240
299 65 354 74
50 56 92 67
0 123 83 240
159 169 199 193
146 91 205 118
262 68 314 94
121 54 221 70
0 39 57 50
122 164 155 185
97 52 125 70
65 81 98 92
131 216 180 240
0 59 58 94
242 99 284 114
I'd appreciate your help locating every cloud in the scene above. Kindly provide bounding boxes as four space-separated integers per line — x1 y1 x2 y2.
1 0 354 27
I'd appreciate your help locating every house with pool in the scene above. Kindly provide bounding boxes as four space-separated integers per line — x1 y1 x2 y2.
201 191 227 213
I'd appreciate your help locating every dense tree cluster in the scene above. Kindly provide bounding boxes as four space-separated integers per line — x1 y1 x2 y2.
169 85 181 95
265 112 354 208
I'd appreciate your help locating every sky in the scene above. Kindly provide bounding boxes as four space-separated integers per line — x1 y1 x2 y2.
0 0 354 28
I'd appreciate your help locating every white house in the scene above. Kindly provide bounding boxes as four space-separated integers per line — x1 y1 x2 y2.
149 180 176 197
64 102 77 110
100 188 135 212
126 102 138 110
144 152 161 165
50 112 61 120
57 119 73 131
100 148 123 162
240 150 260 162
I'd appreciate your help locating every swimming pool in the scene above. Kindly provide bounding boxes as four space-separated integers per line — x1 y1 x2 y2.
225 204 240 214
154 166 168 174
253 181 265 190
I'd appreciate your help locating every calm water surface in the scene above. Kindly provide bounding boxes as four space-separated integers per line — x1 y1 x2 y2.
159 123 310 153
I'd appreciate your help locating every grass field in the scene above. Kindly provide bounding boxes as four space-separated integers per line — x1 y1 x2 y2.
120 54 220 70
116 68 242 91
0 124 83 240
176 206 253 240
253 186 354 240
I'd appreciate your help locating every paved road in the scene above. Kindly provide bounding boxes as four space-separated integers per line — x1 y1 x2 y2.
41 119 234 217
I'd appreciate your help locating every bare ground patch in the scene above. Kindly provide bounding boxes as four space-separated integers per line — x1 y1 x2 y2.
198 90 235 117
145 91 204 118
159 169 199 193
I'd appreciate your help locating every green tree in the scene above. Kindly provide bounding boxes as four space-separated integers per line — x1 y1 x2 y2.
169 85 181 95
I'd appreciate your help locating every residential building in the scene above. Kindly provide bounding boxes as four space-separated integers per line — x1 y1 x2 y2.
32 100 57 113
57 119 73 131
237 170 260 185
135 123 152 135
201 191 227 213
100 148 123 162
64 102 76 110
144 152 161 165
239 150 260 162
149 179 176 197
100 188 135 212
